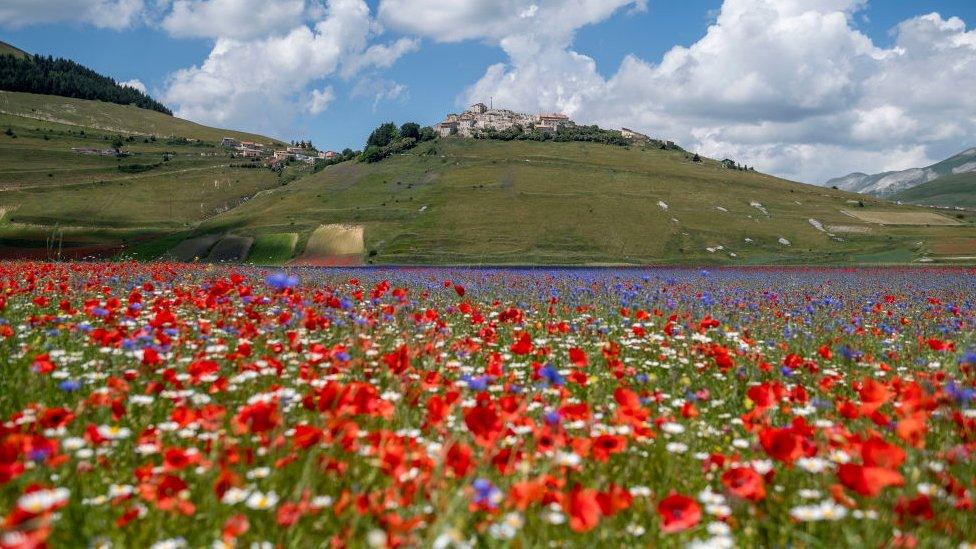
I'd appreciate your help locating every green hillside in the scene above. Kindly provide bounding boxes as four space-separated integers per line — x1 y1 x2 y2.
195 138 976 265
0 41 28 59
0 93 304 259
2 89 976 265
0 91 277 143
890 172 976 208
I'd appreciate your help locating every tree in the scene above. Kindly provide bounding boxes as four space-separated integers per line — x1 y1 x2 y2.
360 145 385 163
399 122 421 140
366 123 399 148
111 135 125 152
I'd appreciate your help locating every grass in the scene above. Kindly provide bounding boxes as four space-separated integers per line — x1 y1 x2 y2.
0 93 319 258
890 172 976 208
0 41 28 59
201 138 976 265
2 91 976 265
247 233 299 265
0 91 280 143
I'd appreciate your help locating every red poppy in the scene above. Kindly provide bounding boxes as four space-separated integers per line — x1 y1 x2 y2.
837 463 904 497
510 332 534 355
565 485 601 533
590 434 627 462
758 426 806 465
722 466 766 502
657 492 701 533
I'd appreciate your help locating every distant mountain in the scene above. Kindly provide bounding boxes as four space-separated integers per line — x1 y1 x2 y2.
0 41 172 115
890 171 976 208
825 147 976 197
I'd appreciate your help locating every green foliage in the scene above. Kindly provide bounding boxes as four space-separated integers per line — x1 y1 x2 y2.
399 122 421 140
366 122 399 148
360 145 385 163
111 135 125 151
117 162 161 174
475 124 632 147
0 54 172 114
419 126 437 142
361 121 427 163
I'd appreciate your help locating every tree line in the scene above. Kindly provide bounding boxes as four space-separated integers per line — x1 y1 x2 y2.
0 53 172 115
360 122 436 163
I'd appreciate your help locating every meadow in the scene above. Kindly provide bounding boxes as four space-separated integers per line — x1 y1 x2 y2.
1 262 975 547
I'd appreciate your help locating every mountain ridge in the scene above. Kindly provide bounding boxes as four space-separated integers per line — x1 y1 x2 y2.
826 147 976 197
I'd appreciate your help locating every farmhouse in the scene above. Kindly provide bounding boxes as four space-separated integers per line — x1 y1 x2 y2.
434 103 575 138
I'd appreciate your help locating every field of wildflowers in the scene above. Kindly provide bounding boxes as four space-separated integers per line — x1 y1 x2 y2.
1 262 975 548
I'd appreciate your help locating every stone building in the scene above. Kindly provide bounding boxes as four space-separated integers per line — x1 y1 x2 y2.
434 103 574 138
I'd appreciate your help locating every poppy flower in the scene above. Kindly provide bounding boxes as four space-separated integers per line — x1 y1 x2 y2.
837 464 904 497
565 485 601 533
722 467 766 502
657 492 701 533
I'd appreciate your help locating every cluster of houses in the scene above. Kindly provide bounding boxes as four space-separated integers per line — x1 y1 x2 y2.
433 103 576 138
433 103 674 148
219 137 338 166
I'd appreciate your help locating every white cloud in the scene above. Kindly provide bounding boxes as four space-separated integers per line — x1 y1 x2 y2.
162 0 306 40
119 79 148 93
0 0 145 29
381 0 976 183
162 0 415 136
350 76 407 110
306 86 335 115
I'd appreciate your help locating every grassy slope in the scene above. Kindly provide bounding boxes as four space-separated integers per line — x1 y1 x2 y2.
890 172 976 208
0 93 301 257
0 91 279 144
0 41 28 59
202 138 976 265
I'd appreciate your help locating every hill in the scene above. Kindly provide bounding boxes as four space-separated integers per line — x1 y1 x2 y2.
2 91 976 265
192 138 976 265
0 92 302 260
890 171 976 208
826 147 976 197
0 41 28 59
0 41 171 114
0 91 276 143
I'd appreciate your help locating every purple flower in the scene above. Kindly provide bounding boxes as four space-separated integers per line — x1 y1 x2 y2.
472 478 500 508
266 271 299 290
539 363 564 386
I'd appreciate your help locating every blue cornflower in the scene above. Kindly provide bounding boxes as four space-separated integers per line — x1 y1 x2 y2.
472 479 500 508
463 375 492 392
266 271 299 290
539 363 564 387
543 410 561 426
58 379 82 392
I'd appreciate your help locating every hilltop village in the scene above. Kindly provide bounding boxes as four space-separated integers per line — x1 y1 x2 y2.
434 103 575 137
433 103 677 150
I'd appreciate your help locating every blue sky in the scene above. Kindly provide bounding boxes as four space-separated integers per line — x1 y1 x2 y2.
1 0 975 183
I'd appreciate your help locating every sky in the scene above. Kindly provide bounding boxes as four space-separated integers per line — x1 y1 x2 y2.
1 0 975 184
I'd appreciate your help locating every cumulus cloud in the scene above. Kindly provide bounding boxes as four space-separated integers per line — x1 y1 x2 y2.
162 0 307 40
0 0 145 29
162 0 416 136
306 86 335 115
119 79 147 93
381 0 976 183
